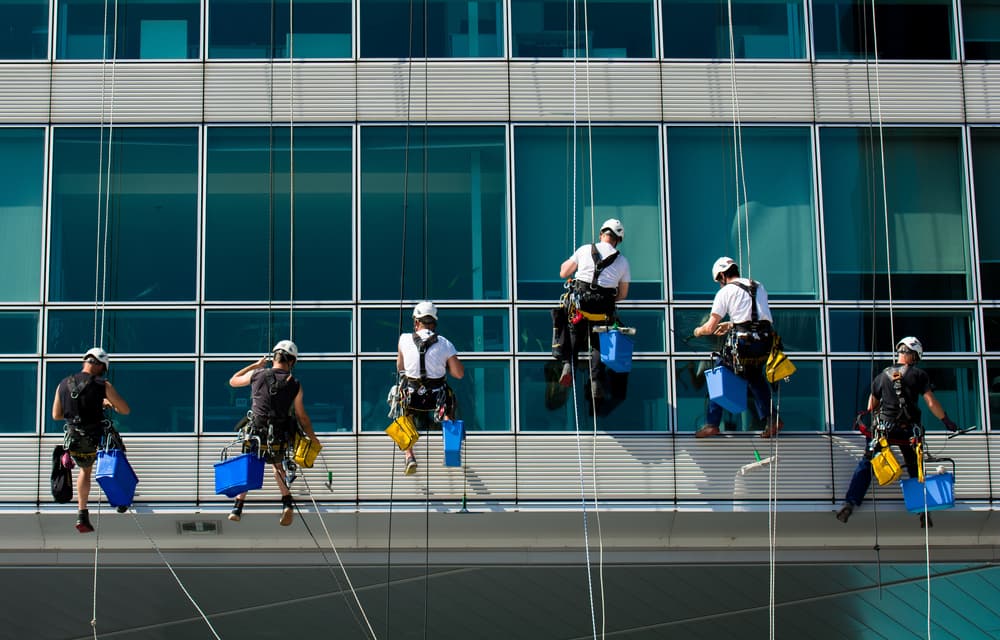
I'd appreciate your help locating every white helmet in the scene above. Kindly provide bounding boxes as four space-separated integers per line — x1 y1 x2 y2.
83 347 110 366
895 336 923 360
600 218 624 241
413 301 438 321
272 339 298 358
712 256 737 282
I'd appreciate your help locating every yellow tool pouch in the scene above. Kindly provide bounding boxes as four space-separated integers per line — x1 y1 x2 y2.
386 415 419 451
292 433 322 468
765 342 797 384
578 310 608 322
871 438 903 486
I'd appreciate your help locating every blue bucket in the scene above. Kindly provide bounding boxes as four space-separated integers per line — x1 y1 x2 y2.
900 473 955 513
599 330 634 373
214 453 265 498
95 449 139 508
705 366 747 414
442 419 464 467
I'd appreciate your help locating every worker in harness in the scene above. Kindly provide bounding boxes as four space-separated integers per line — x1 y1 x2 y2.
836 336 959 528
395 302 464 475
227 340 318 526
51 347 132 533
693 257 781 438
554 218 631 415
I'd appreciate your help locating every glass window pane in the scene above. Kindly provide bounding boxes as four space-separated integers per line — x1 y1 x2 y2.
519 359 667 430
450 360 511 430
828 310 974 353
515 126 663 301
813 0 955 60
202 361 252 433
831 359 980 432
0 0 48 59
209 0 351 58
361 307 509 353
204 310 353 354
360 126 508 301
0 128 44 302
0 312 39 354
48 310 195 355
668 126 817 300
0 362 37 433
360 360 401 431
971 128 1000 299
986 309 1000 352
518 307 665 353
360 0 502 57
673 308 821 352
57 0 200 59
820 127 970 300
662 0 805 59
49 127 199 302
963 0 1000 59
511 0 655 57
205 127 353 301
988 360 1000 431
45 361 195 433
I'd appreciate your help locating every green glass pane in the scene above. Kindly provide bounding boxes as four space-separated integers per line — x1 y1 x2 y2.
829 310 974 353
987 309 1000 352
361 307 508 352
518 359 667 431
360 0 502 57
673 308 820 352
450 360 511 430
511 0 654 57
202 361 252 433
963 0 1000 59
0 0 48 58
515 126 663 300
205 127 352 301
987 360 1000 431
831 359 980 432
0 128 44 302
820 127 970 300
813 0 955 60
662 0 805 59
360 360 401 431
57 0 200 59
971 128 1000 299
45 361 196 434
209 0 351 58
518 307 665 353
204 310 352 354
47 310 195 355
0 362 37 433
0 312 39 354
668 126 817 300
360 126 508 301
49 127 198 302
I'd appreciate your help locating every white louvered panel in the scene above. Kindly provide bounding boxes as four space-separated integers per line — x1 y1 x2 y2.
509 61 661 122
4 438 44 502
357 435 516 501
963 64 1000 123
813 63 964 123
265 62 356 122
515 435 673 499
50 62 202 123
677 437 836 500
204 62 276 122
0 65 51 123
660 62 813 123
112 436 197 501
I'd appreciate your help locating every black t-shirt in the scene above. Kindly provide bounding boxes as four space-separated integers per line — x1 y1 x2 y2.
251 368 300 422
58 372 107 426
870 364 931 424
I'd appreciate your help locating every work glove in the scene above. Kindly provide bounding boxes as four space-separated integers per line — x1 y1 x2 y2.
941 416 959 432
854 410 870 438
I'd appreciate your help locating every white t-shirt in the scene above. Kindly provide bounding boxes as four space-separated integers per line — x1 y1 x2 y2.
398 329 457 379
568 241 631 288
710 278 773 324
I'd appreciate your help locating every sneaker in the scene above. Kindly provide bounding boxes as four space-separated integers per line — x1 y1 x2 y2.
116 505 128 514
404 457 418 476
279 496 294 526
558 362 573 387
919 513 934 529
695 424 720 438
836 503 853 523
228 499 244 523
761 417 784 439
75 510 94 534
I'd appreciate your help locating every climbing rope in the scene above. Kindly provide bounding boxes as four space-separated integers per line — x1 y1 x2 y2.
288 0 295 339
89 499 103 639
724 0 751 277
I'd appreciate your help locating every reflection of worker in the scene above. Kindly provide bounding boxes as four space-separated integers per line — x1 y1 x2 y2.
836 337 959 528
693 257 779 438
396 302 464 475
554 219 631 414
227 340 318 526
52 348 131 533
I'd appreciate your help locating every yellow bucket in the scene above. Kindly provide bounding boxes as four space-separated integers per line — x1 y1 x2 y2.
871 438 902 486
386 415 419 451
292 434 322 469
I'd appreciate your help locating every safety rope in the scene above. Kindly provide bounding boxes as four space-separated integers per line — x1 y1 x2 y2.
90 499 102 639
288 0 295 339
724 0 751 278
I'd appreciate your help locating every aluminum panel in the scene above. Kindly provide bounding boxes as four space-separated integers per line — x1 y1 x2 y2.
4 437 44 502
510 61 662 121
964 64 1000 123
51 62 202 123
0 64 50 123
813 63 964 123
357 61 509 121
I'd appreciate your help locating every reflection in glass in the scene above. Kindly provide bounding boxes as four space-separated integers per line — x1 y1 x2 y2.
963 0 1000 59
361 307 508 353
812 0 954 60
971 129 1000 299
0 312 39 354
209 0 351 58
828 310 974 353
58 0 200 59
0 0 48 59
662 0 805 59
0 363 37 433
673 308 820 352
360 0 502 57
48 310 195 355
518 308 665 353
511 0 654 57
0 128 44 302
204 310 352 354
